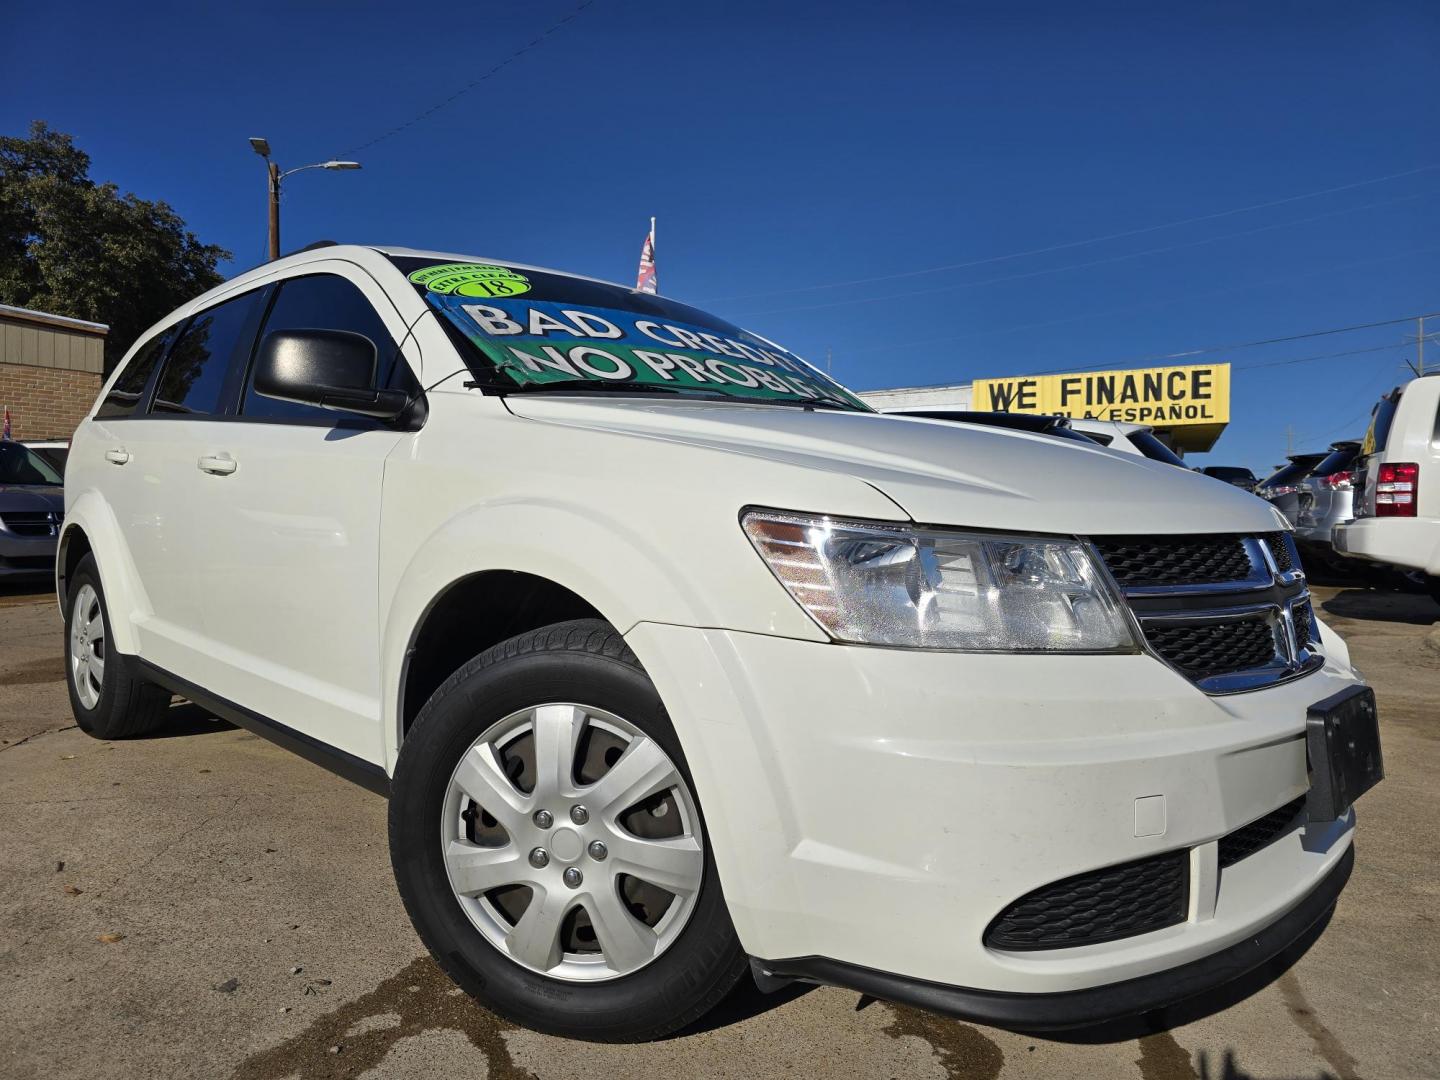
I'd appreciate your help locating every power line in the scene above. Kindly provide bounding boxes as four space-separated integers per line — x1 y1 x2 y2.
841 244 1440 359
698 162 1440 304
730 191 1433 318
1022 313 1440 378
339 0 598 156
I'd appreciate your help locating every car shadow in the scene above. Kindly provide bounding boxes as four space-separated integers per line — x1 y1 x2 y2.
670 976 816 1037
1320 588 1438 626
135 699 238 739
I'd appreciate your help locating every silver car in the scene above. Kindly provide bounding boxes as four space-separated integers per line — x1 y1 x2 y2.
1259 452 1326 527
1294 440 1361 566
0 441 64 581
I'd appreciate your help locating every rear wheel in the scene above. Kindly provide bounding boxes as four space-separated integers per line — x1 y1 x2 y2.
1427 575 1440 608
64 555 171 739
390 619 747 1041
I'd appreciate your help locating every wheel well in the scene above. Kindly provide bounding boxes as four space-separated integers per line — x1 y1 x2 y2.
401 571 604 738
58 526 92 602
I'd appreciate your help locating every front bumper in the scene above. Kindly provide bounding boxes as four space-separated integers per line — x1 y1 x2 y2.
0 529 58 578
627 621 1363 1002
1333 517 1440 575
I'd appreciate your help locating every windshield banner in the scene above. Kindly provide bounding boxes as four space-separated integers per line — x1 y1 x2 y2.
425 292 866 409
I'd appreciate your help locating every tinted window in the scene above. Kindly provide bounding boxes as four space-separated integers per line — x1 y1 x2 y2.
243 274 402 421
96 326 178 418
1260 457 1322 488
1367 393 1400 455
153 291 267 416
1128 430 1187 467
1203 466 1257 482
1310 446 1359 478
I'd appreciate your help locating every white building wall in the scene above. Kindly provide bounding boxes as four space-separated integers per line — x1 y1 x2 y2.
858 384 974 411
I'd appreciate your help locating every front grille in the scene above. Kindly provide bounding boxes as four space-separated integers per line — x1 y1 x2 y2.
1091 532 1319 693
1 511 58 537
1091 535 1252 588
1143 617 1278 679
1264 532 1295 573
1218 796 1306 869
984 851 1189 951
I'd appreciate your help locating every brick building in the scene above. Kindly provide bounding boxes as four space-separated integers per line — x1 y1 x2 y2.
0 304 107 441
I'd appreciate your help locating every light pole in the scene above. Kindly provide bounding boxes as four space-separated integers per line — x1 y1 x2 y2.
248 138 361 260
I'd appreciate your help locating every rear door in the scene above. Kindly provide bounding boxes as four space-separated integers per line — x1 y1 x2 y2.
180 265 420 761
102 289 269 677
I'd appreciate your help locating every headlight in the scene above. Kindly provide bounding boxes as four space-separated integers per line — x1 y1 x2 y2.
742 510 1138 652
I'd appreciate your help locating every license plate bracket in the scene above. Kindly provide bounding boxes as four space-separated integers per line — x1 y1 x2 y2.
1306 685 1384 822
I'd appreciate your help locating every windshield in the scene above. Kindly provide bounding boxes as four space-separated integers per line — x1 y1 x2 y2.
1127 430 1187 467
393 256 870 411
0 441 63 486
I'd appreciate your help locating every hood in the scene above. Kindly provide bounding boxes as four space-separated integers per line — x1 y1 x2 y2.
502 398 1286 537
0 485 64 511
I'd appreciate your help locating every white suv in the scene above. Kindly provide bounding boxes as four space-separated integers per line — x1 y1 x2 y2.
61 245 1381 1041
1334 375 1440 604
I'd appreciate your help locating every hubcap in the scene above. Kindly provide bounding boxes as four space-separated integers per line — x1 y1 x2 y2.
440 703 704 983
68 584 105 710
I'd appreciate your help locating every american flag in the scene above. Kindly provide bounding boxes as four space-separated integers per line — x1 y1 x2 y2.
635 217 657 294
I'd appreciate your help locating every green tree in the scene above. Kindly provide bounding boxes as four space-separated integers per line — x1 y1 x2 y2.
0 121 230 370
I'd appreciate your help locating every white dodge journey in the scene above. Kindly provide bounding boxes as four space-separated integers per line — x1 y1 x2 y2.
61 245 1382 1041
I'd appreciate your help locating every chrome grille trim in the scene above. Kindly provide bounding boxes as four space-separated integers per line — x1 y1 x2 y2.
1087 532 1322 695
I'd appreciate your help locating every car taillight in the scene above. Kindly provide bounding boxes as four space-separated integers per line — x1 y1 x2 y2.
1321 470 1353 490
1375 462 1418 517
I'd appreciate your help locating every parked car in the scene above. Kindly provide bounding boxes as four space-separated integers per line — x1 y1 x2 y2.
0 440 64 580
1294 441 1361 568
1335 375 1440 603
62 245 1379 1041
1200 465 1259 492
1064 417 1190 466
1258 453 1327 527
22 438 70 476
884 409 1100 445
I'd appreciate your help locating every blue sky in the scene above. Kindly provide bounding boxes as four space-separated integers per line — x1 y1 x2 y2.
4 0 1437 473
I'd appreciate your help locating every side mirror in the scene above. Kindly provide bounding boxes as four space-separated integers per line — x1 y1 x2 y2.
252 329 409 420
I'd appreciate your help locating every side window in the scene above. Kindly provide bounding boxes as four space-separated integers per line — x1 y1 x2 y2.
242 274 408 421
152 290 267 416
95 325 179 418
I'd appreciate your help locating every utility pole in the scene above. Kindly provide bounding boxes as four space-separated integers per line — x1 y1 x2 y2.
248 138 362 261
1286 424 1294 456
1419 315 1426 377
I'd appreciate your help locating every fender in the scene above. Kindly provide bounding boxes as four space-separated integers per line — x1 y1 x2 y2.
377 493 825 771
58 491 155 655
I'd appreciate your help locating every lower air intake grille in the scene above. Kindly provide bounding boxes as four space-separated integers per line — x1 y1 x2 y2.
1091 535 1252 588
984 851 1189 951
1218 797 1306 869
1144 617 1278 680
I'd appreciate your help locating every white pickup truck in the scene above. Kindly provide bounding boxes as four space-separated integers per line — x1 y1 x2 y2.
60 245 1381 1040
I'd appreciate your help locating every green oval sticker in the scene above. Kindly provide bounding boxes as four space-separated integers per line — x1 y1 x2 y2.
408 263 531 298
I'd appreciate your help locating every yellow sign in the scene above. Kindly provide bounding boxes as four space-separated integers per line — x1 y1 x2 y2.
972 363 1230 427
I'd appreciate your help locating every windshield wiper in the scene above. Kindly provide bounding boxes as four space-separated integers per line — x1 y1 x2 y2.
495 381 738 403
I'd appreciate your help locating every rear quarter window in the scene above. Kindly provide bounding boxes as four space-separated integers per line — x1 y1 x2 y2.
95 326 178 419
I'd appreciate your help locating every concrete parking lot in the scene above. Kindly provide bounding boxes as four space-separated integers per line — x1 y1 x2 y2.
2 582 1437 1080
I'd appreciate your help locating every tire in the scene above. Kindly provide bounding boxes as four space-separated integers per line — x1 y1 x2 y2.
389 619 747 1042
64 554 171 739
1427 575 1440 608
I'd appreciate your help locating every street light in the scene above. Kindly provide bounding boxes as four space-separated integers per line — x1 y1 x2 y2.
248 138 361 261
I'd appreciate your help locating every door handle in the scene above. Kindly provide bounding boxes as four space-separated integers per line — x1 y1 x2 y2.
104 448 130 465
197 453 237 476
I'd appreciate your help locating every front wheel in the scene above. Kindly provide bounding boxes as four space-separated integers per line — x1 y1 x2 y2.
389 619 747 1042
